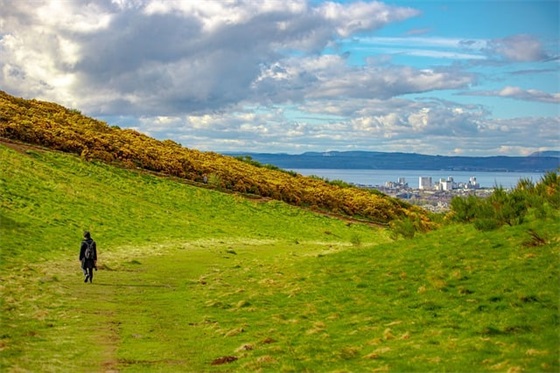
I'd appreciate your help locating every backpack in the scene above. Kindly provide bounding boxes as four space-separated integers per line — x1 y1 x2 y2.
84 240 95 260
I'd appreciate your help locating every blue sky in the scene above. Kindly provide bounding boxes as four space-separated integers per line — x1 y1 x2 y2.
1 0 558 156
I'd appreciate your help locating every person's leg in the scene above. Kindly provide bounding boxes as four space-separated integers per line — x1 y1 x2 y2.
82 262 89 282
88 266 94 283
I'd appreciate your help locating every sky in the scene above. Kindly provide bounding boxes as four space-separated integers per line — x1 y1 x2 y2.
0 0 558 156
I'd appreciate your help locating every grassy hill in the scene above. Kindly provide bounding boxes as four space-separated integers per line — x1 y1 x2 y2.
1 139 559 372
0 90 429 227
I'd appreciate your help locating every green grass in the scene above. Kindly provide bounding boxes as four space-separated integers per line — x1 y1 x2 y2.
0 145 380 261
1 144 559 372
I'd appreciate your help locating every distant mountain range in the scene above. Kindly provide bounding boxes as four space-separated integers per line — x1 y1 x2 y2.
227 151 560 172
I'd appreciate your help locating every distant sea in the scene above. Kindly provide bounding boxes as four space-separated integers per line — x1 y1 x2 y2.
290 169 545 189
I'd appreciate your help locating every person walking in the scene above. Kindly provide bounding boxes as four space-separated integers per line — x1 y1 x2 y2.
79 231 97 283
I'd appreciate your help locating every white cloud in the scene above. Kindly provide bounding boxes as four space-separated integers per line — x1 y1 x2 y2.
318 1 419 37
351 34 554 64
253 55 474 102
0 0 422 115
122 96 558 157
348 36 487 60
462 86 560 104
486 34 550 62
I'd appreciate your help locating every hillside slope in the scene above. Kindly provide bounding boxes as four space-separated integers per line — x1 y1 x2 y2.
0 143 384 263
1 142 558 372
0 90 429 226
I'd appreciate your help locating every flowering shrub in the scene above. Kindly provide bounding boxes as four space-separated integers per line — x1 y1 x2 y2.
0 90 429 225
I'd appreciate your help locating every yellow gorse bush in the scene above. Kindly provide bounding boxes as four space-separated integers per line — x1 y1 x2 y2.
0 90 429 225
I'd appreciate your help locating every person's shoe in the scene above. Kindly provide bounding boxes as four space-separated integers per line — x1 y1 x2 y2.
84 275 89 283
89 276 93 283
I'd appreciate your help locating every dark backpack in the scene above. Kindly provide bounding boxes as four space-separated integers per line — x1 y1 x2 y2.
84 240 95 260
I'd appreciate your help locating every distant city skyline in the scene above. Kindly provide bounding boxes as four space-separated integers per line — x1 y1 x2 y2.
1 0 558 156
291 169 545 189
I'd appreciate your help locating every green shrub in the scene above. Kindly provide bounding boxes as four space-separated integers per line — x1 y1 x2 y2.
350 234 362 246
535 171 560 208
473 217 501 231
488 187 528 227
390 217 417 239
207 173 223 189
449 172 559 231
450 194 480 223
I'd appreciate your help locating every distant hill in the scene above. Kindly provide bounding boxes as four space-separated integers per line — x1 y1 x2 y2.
530 151 560 158
227 150 560 172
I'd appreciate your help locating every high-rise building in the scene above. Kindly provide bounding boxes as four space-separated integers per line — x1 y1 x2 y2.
419 176 432 190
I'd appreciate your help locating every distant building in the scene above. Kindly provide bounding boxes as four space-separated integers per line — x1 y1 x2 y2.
419 176 432 190
442 176 454 191
434 176 455 191
467 176 480 189
385 177 408 189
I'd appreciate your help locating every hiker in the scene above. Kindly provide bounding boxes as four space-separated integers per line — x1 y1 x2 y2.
79 231 97 283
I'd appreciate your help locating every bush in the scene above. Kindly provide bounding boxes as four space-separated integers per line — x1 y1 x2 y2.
449 171 559 231
449 194 480 223
350 234 362 247
207 173 223 189
488 187 528 227
535 171 560 208
390 217 417 239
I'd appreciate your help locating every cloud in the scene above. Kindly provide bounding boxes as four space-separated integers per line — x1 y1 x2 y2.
462 86 560 104
351 36 487 60
0 0 419 115
485 34 550 62
510 68 558 76
317 1 419 37
353 34 556 64
125 96 558 156
252 55 474 102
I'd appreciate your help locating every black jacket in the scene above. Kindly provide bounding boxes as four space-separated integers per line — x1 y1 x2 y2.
79 238 97 263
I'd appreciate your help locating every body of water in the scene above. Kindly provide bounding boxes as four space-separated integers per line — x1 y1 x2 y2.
290 169 545 189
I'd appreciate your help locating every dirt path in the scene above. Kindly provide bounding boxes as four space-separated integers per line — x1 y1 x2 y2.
42 256 123 372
